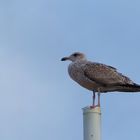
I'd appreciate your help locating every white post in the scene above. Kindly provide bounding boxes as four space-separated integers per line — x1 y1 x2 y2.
83 106 101 140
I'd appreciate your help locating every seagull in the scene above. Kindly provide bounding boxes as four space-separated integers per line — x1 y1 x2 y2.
61 52 140 108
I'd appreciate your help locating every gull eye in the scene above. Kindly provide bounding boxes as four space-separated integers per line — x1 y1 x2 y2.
73 53 79 57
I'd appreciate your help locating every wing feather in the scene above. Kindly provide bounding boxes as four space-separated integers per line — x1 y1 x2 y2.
82 62 134 86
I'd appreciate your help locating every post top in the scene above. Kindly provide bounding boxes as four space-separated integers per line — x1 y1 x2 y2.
82 106 101 114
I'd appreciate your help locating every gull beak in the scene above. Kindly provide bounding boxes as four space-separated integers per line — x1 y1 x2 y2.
61 57 69 61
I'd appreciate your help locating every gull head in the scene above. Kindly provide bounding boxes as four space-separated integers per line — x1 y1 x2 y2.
61 52 86 62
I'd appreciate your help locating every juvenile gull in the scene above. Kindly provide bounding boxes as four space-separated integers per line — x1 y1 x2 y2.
61 52 140 107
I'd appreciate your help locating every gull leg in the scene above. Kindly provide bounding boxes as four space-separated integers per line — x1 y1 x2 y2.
90 91 96 108
97 88 101 107
97 92 100 107
93 91 96 106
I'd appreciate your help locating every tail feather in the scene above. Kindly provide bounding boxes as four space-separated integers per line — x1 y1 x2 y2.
117 83 140 92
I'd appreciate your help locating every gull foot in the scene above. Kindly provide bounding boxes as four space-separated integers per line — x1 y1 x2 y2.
90 104 100 109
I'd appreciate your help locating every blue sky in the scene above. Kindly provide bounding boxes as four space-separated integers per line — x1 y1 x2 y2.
0 0 140 140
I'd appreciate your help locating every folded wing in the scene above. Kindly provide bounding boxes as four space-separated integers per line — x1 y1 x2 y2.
83 62 134 87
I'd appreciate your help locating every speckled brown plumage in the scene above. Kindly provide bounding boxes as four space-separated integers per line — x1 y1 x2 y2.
61 52 140 107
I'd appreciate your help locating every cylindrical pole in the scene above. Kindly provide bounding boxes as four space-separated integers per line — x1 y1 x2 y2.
83 106 101 140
